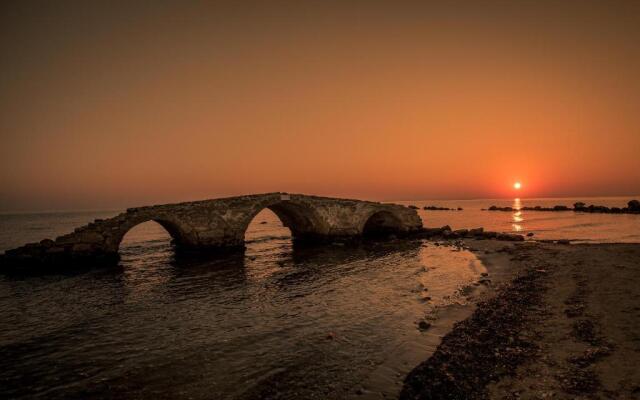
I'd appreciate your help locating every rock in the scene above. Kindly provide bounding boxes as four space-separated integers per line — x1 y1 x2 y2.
573 202 586 210
441 225 452 232
74 231 105 244
444 231 459 239
481 272 489 277
488 205 513 211
469 227 484 236
483 231 498 239
39 239 55 247
457 207 463 211
259 221 267 224
629 200 640 211
408 205 419 209
497 233 525 241
326 332 336 340
526 232 534 237
453 229 469 237
425 227 445 236
45 246 65 254
557 239 571 245
553 205 570 211
418 320 432 331
71 243 97 253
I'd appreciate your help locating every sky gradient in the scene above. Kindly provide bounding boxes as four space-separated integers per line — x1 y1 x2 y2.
1 1 640 211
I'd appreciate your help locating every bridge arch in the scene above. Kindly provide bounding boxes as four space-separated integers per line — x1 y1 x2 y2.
106 213 194 253
239 199 328 243
361 210 405 237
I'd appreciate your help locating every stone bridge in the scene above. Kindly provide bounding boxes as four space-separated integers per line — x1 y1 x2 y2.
1 193 422 268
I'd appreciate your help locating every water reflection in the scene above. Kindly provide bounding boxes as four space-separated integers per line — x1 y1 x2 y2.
512 198 523 232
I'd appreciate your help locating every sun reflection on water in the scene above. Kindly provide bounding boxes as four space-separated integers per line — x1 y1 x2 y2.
512 198 523 231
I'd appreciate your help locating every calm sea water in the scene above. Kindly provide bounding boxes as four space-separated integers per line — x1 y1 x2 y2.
399 196 640 243
0 197 638 399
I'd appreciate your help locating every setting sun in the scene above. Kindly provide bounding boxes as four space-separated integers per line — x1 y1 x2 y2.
514 182 522 190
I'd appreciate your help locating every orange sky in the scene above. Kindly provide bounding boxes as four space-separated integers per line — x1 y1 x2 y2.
1 1 640 211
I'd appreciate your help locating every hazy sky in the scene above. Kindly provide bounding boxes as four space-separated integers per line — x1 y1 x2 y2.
1 1 640 211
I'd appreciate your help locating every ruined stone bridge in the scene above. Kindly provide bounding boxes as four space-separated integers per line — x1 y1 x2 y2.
1 193 422 268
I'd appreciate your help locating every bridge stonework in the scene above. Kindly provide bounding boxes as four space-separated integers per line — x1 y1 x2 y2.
1 193 422 268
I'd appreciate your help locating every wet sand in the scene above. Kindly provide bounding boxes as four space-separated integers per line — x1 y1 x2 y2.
400 240 640 399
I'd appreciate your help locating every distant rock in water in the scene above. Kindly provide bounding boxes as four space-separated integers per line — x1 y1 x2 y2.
488 205 513 211
424 205 453 211
408 205 420 209
485 200 640 214
573 199 640 214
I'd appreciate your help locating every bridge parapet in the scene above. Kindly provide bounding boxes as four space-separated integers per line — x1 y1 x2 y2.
1 193 422 269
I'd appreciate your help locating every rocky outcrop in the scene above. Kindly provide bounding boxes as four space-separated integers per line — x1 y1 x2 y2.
572 199 640 214
412 226 524 241
486 200 640 214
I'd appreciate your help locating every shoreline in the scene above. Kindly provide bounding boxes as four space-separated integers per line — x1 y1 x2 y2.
399 240 640 399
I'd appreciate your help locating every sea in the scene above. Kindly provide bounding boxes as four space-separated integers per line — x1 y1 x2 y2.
0 196 638 399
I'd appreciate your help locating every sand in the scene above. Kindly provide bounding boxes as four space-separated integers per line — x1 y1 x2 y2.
400 240 640 399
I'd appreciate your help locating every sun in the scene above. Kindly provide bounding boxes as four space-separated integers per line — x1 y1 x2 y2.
513 182 522 190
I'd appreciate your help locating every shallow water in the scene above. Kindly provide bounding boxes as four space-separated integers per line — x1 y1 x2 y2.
0 209 485 399
0 197 638 399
